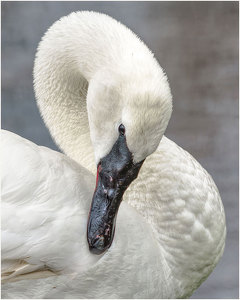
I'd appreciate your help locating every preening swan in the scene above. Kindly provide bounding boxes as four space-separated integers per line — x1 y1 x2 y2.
1 11 226 298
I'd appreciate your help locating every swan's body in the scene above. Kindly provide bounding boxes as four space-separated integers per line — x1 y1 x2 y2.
1 11 226 299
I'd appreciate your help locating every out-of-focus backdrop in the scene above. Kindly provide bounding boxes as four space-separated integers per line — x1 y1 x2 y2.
1 2 238 298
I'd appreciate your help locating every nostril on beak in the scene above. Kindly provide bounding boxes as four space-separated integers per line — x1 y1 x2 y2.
107 188 115 200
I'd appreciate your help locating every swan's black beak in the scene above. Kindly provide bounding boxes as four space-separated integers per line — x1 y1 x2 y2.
87 133 144 255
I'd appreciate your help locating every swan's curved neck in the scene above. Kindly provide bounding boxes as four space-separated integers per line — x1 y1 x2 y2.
34 15 96 172
34 12 170 172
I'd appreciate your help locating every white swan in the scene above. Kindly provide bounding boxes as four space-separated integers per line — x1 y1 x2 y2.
1 11 226 299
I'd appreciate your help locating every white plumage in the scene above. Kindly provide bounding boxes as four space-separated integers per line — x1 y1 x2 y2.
1 11 226 298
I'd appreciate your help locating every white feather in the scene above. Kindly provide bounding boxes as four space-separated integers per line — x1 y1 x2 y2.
1 11 226 299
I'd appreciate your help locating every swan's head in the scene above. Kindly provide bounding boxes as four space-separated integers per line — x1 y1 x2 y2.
87 69 172 254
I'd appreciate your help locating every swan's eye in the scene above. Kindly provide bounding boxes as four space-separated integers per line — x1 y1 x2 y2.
118 124 125 135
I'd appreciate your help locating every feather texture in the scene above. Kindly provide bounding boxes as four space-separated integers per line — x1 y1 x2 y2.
1 11 226 299
1 131 226 298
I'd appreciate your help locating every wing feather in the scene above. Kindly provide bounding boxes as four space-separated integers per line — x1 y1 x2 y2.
1 130 97 282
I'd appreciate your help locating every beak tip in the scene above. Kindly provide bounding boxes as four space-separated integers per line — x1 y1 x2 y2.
88 235 109 255
88 244 108 255
89 245 106 255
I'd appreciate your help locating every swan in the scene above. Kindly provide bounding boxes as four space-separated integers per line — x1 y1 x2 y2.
1 11 226 298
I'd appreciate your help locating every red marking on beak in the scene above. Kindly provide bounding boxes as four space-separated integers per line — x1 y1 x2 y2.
95 164 102 191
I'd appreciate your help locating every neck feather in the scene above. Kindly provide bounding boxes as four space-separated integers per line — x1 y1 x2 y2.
33 11 164 172
124 136 226 297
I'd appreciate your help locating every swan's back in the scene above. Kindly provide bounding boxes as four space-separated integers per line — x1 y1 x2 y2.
1 131 175 298
1 131 226 298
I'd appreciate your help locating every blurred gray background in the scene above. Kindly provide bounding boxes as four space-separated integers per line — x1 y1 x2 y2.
1 1 238 298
